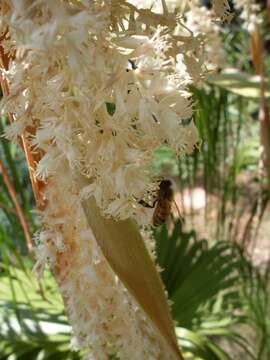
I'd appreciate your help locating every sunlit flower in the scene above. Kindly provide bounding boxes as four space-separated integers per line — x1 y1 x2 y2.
1 1 201 224
183 4 225 71
234 0 261 33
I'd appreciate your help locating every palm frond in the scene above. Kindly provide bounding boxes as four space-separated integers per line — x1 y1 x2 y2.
0 267 80 360
154 222 254 359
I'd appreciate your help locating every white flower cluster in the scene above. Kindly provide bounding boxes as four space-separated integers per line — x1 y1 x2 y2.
0 0 202 224
182 2 225 72
234 0 261 33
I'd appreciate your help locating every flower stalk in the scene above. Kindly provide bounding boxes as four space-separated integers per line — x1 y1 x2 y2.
0 158 33 253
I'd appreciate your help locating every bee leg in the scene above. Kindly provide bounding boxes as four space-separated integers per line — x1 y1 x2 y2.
138 199 157 208
173 199 184 223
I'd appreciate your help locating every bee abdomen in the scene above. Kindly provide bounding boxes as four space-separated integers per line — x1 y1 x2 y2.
153 206 171 227
153 215 166 226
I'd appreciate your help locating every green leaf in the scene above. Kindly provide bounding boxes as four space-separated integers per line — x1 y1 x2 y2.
0 268 80 360
79 175 183 359
207 70 270 99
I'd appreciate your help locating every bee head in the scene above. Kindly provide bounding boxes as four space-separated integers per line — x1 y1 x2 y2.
159 179 172 189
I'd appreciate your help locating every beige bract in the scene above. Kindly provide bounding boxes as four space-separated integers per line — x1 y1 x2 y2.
212 0 233 23
0 0 223 358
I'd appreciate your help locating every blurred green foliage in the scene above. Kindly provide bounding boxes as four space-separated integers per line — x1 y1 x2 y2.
0 266 81 360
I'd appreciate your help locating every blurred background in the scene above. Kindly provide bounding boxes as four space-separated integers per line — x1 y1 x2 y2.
1 1 270 359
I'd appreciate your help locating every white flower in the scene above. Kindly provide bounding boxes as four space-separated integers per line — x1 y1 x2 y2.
184 5 225 71
234 0 262 33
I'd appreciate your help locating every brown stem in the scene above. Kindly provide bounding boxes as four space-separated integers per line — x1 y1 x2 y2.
0 34 53 307
0 34 45 208
0 201 17 215
0 158 33 253
251 29 270 206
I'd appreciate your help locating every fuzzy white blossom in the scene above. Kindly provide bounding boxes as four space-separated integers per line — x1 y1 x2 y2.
1 0 200 223
183 3 225 72
234 0 261 33
0 0 224 358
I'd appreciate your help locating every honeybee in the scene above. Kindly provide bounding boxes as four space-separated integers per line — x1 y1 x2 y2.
152 180 174 226
139 179 182 227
